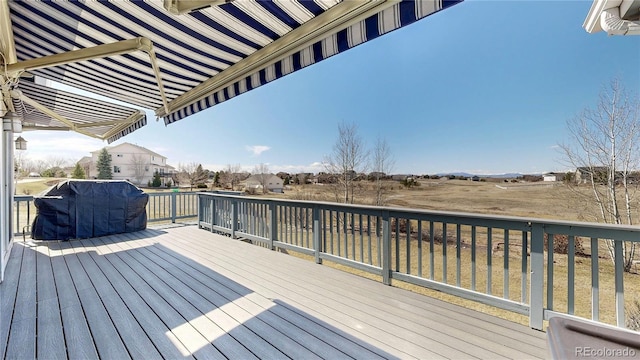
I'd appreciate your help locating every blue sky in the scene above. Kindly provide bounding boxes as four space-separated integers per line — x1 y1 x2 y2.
22 0 640 175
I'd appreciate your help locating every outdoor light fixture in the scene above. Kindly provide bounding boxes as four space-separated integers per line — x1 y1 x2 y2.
14 136 26 151
2 111 22 133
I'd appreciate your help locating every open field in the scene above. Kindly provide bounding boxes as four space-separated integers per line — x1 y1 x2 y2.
272 179 602 221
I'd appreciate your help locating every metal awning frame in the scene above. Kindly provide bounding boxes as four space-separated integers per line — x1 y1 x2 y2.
157 0 401 118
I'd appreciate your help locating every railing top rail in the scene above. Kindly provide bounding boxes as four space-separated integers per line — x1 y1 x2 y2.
14 195 34 201
197 192 640 237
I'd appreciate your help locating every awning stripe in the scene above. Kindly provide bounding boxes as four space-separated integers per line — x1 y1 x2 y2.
164 0 460 124
106 117 148 144
12 80 147 142
68 3 234 71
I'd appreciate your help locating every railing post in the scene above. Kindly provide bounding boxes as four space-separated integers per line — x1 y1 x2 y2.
313 205 322 264
382 210 391 286
170 192 177 223
529 222 544 330
197 193 202 228
210 196 216 232
231 199 237 239
614 240 625 327
269 202 277 250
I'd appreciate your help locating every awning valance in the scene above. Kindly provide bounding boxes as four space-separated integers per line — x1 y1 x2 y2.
7 0 462 129
10 80 146 143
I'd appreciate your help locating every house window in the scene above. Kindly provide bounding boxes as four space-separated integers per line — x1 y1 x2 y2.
114 166 121 173
145 166 149 172
152 156 155 161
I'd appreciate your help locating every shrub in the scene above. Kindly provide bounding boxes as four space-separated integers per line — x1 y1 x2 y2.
196 183 208 189
152 171 162 187
147 180 152 187
165 180 172 188
626 299 640 331
544 234 586 255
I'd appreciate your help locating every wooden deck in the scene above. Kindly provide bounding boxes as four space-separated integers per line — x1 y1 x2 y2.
0 225 547 359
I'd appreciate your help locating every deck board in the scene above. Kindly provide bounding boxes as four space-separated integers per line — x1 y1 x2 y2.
78 237 194 359
0 243 24 359
49 242 99 360
169 230 544 359
35 244 67 360
0 225 547 359
101 233 313 360
6 242 37 360
116 234 357 360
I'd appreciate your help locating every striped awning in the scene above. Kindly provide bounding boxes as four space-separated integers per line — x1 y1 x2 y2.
10 80 146 143
6 0 461 136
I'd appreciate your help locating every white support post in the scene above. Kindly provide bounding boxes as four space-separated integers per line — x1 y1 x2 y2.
1 113 20 282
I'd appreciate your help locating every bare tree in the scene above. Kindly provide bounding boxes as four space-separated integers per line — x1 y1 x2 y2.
129 153 148 185
45 155 70 170
371 136 394 206
324 122 368 204
252 163 270 194
222 163 242 190
177 162 207 190
559 79 639 272
14 151 30 177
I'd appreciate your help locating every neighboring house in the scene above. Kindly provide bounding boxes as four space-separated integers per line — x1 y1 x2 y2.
244 174 284 193
391 174 412 181
81 143 175 185
575 166 609 184
543 173 557 182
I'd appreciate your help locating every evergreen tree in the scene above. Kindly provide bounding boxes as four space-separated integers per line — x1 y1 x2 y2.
96 148 112 179
71 163 86 179
152 171 162 187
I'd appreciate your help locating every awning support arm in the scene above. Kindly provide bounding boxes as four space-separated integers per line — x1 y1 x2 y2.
10 89 102 139
101 111 145 140
157 0 401 118
5 38 169 113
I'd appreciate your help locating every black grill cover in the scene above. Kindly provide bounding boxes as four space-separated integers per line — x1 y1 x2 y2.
31 180 148 240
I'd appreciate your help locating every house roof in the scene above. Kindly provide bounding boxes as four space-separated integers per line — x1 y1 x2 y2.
90 142 167 160
245 174 282 184
77 156 92 165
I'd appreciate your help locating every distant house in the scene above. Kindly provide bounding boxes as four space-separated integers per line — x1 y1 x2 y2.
543 173 557 182
471 175 480 182
80 142 175 185
575 166 609 184
244 174 284 193
391 174 412 181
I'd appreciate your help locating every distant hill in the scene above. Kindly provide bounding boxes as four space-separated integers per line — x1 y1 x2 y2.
435 172 524 179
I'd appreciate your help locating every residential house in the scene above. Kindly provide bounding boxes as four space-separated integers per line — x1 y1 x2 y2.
575 166 609 184
80 143 175 186
244 174 284 193
543 173 558 182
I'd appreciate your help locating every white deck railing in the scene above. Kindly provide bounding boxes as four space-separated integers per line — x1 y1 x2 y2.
197 192 640 331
